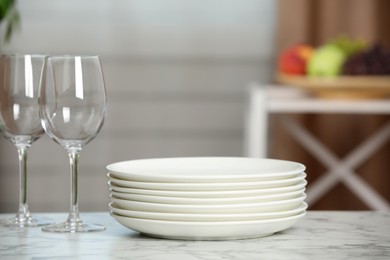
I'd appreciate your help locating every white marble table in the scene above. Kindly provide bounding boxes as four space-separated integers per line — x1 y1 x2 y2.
0 211 389 260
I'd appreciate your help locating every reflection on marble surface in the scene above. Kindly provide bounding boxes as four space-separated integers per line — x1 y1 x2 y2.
0 211 389 259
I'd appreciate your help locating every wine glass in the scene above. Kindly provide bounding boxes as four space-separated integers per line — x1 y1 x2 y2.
39 55 107 233
0 54 52 227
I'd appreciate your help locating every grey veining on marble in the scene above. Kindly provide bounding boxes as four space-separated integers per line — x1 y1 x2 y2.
0 211 389 260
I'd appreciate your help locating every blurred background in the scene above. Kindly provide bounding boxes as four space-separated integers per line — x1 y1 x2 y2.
0 0 388 212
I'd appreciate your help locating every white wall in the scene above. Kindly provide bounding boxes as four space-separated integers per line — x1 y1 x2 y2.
0 0 277 212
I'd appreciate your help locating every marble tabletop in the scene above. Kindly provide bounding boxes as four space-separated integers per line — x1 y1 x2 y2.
0 211 389 260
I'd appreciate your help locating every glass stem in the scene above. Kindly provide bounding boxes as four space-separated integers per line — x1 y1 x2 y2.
17 145 31 220
67 149 82 226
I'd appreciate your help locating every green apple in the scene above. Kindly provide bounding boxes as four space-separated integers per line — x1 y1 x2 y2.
308 45 347 77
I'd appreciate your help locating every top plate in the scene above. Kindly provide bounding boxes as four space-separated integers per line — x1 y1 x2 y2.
106 157 305 183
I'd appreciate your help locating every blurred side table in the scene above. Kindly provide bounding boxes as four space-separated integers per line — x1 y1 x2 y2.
245 83 390 210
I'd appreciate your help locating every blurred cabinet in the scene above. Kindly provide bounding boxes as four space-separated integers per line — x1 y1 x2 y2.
246 84 390 210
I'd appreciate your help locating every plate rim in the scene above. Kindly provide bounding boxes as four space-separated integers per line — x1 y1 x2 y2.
107 172 307 190
106 157 306 181
110 188 306 204
111 210 306 226
108 179 308 197
109 201 308 220
110 194 307 210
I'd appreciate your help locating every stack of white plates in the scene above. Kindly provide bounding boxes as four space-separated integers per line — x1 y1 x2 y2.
106 157 307 240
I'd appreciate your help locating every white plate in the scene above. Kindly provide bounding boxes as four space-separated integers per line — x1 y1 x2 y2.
109 180 307 198
109 202 308 222
110 195 306 214
106 157 305 183
110 189 305 205
107 172 306 191
111 211 306 240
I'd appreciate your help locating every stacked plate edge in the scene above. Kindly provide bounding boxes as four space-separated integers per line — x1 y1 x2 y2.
106 157 307 240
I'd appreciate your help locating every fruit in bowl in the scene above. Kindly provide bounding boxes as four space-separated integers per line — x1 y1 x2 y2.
307 44 347 77
276 37 390 99
342 44 390 75
278 44 313 75
278 36 368 77
307 37 366 77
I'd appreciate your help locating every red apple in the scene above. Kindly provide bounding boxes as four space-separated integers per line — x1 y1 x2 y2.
278 44 313 75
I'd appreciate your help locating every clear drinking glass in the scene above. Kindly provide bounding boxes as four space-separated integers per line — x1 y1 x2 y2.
39 55 107 232
0 54 52 227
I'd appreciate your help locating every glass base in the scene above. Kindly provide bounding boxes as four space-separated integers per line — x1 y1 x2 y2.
42 221 105 233
0 215 53 227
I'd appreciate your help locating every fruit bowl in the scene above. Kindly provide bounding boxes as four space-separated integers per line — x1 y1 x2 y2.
277 73 390 99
